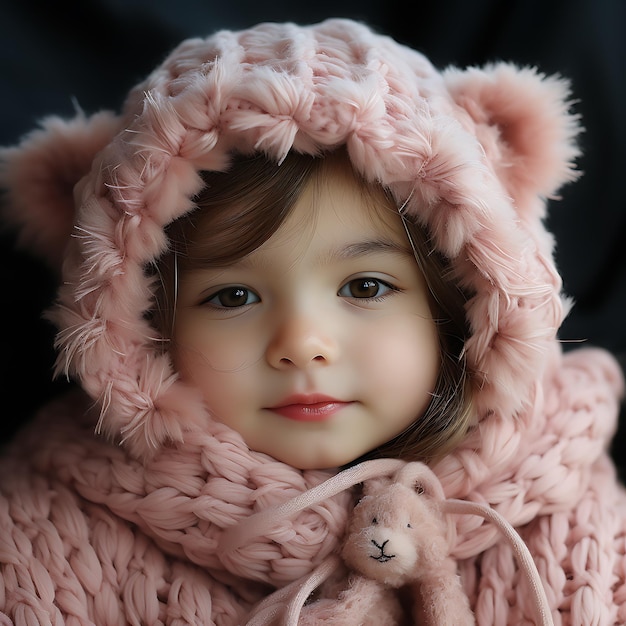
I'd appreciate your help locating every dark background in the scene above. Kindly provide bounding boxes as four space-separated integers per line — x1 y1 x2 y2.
1 0 624 471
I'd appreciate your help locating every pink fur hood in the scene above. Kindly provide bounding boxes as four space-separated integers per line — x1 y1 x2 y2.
1 18 626 625
2 18 581 458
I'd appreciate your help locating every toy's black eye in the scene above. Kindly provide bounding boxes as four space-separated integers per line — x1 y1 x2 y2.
372 517 378 525
407 523 413 529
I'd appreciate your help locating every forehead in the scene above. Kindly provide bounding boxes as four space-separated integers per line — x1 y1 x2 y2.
175 149 411 273
272 154 409 252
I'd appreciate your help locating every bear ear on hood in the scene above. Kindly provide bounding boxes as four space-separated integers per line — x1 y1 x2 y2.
444 62 581 220
0 110 121 273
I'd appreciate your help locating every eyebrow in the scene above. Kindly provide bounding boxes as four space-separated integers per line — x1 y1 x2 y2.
217 237 415 271
333 238 415 261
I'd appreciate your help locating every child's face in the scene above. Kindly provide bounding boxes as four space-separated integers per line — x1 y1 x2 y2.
171 165 440 469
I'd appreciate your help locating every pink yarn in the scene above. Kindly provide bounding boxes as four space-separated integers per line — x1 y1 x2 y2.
1 18 625 625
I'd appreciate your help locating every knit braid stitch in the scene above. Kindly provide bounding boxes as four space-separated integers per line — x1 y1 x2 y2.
438 347 622 534
0 461 247 626
446 347 626 625
464 457 626 625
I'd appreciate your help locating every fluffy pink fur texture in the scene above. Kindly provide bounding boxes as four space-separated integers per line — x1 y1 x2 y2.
1 18 626 626
1 19 579 459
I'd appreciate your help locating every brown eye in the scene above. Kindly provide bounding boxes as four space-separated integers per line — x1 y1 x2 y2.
372 517 378 525
339 278 394 299
352 279 379 298
205 286 260 308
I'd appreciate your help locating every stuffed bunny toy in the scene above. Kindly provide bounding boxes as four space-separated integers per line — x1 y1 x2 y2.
297 462 475 625
242 460 554 625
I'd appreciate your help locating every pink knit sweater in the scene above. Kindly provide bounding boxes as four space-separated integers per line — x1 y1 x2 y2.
1 19 625 625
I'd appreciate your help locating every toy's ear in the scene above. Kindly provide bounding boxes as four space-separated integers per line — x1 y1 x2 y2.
0 110 121 273
360 476 391 497
394 462 445 501
444 62 581 220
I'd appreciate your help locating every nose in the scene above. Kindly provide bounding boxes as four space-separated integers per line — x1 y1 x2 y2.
266 311 339 370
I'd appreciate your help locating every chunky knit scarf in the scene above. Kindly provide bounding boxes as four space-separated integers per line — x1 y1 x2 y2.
2 345 624 625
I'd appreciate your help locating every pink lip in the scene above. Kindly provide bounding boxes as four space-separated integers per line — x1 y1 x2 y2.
268 394 350 422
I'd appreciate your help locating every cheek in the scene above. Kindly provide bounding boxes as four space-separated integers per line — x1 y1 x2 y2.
172 339 254 428
173 314 262 375
170 315 263 416
355 315 440 406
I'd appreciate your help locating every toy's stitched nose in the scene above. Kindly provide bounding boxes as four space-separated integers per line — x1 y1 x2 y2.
370 539 395 562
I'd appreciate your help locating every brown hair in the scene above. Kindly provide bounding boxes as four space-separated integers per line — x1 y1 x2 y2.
151 149 473 464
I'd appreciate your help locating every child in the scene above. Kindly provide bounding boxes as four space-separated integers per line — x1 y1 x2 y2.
0 17 624 625
151 146 472 470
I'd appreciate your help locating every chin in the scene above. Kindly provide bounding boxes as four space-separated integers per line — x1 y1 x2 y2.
279 457 335 471
279 450 358 471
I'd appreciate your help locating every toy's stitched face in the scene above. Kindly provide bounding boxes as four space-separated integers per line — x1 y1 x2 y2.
342 482 451 587
171 160 440 470
343 489 422 587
